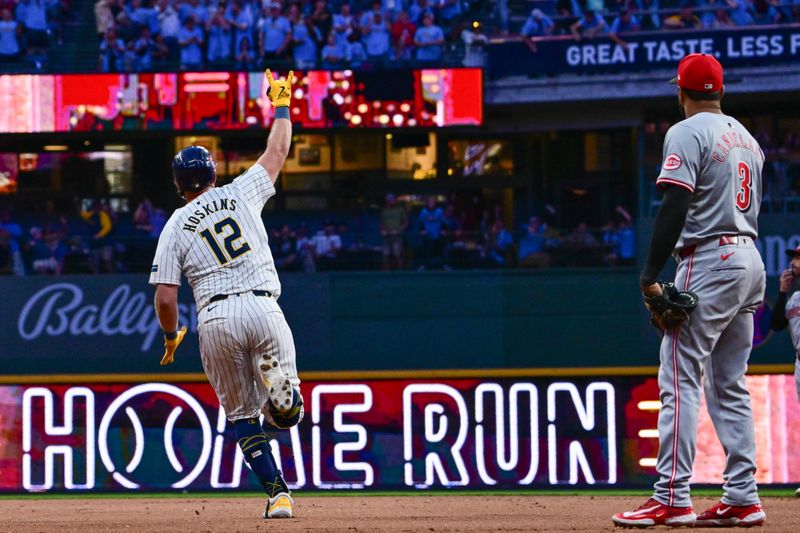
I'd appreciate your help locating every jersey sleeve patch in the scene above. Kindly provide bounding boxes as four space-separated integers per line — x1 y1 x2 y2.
663 153 682 171
151 264 158 272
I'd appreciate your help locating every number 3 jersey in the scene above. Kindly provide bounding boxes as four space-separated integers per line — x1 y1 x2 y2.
656 111 764 250
149 163 280 310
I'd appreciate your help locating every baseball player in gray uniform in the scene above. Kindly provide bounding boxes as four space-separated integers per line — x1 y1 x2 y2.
150 70 301 519
613 54 767 527
769 245 800 498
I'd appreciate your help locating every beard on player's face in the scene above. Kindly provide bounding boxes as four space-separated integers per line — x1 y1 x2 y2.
792 257 800 276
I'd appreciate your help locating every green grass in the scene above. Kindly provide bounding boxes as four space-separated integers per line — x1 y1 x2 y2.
0 488 796 500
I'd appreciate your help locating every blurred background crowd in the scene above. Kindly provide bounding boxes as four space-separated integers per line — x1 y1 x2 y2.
2 0 799 72
0 193 636 275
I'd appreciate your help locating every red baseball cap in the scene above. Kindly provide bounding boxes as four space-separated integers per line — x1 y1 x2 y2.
670 53 724 92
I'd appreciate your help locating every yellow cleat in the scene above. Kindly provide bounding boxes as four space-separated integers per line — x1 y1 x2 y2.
265 492 294 519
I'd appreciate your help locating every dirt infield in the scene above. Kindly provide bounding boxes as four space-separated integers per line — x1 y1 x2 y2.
0 495 798 532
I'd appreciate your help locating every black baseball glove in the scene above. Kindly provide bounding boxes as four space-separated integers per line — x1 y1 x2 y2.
643 282 699 331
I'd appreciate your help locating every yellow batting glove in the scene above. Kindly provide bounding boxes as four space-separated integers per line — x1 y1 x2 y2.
160 325 187 366
265 69 293 108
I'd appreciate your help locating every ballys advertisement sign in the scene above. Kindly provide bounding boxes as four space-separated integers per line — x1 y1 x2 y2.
2 276 204 374
18 283 198 353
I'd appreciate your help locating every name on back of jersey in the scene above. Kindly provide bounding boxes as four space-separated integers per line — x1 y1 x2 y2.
711 131 762 164
182 198 239 233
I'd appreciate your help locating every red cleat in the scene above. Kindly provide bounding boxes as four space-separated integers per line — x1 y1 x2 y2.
612 498 696 528
695 501 766 528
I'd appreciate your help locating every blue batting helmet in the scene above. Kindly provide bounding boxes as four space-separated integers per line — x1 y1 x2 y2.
172 146 216 194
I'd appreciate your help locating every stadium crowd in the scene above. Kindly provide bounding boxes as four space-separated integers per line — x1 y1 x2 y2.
94 0 475 72
0 195 635 275
519 0 799 49
0 0 68 68
89 0 800 73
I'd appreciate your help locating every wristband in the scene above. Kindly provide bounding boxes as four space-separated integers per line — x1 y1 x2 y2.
164 330 178 341
274 106 290 120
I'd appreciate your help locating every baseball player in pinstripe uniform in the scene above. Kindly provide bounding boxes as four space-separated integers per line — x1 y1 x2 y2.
150 70 301 519
613 54 767 527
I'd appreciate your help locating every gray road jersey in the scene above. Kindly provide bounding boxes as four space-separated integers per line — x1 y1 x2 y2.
656 112 764 249
149 163 281 310
785 290 800 354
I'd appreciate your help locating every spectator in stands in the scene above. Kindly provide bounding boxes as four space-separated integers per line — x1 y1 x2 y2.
702 2 736 28
0 207 23 274
321 31 345 67
291 9 321 68
180 0 208 25
206 8 232 65
521 9 554 53
0 8 21 62
381 193 408 270
609 7 640 49
603 218 635 266
133 26 155 70
235 35 256 69
332 2 353 47
0 228 11 274
414 12 444 63
295 224 316 272
273 224 300 271
16 0 48 61
312 220 342 270
29 227 67 275
227 0 254 55
418 196 447 270
178 15 204 69
566 222 599 248
636 0 661 31
157 0 181 59
571 10 608 40
152 32 170 65
518 216 551 268
727 0 756 26
461 20 488 67
258 2 292 62
752 0 781 24
391 10 415 60
99 27 125 71
310 0 332 42
664 6 702 29
129 0 159 36
484 219 515 267
363 11 390 62
408 0 428 26
345 29 367 66
41 200 68 239
95 0 115 40
360 0 385 31
439 0 462 25
81 200 115 274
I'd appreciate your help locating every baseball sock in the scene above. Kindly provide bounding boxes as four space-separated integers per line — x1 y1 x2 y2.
233 418 289 497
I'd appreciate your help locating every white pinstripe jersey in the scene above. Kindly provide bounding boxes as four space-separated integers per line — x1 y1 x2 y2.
148 163 281 310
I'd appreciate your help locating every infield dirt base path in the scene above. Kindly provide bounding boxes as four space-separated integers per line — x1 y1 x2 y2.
0 496 798 532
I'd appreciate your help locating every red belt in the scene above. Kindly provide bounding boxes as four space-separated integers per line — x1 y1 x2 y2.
678 235 739 259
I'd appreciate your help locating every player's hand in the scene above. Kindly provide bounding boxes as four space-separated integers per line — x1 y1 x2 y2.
160 325 187 366
265 69 293 108
779 269 794 293
641 282 662 298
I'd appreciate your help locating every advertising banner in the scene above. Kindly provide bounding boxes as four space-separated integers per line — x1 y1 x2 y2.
0 69 482 133
488 26 800 79
4 374 799 492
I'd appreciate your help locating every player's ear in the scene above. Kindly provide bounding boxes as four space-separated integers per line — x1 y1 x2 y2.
719 85 725 101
